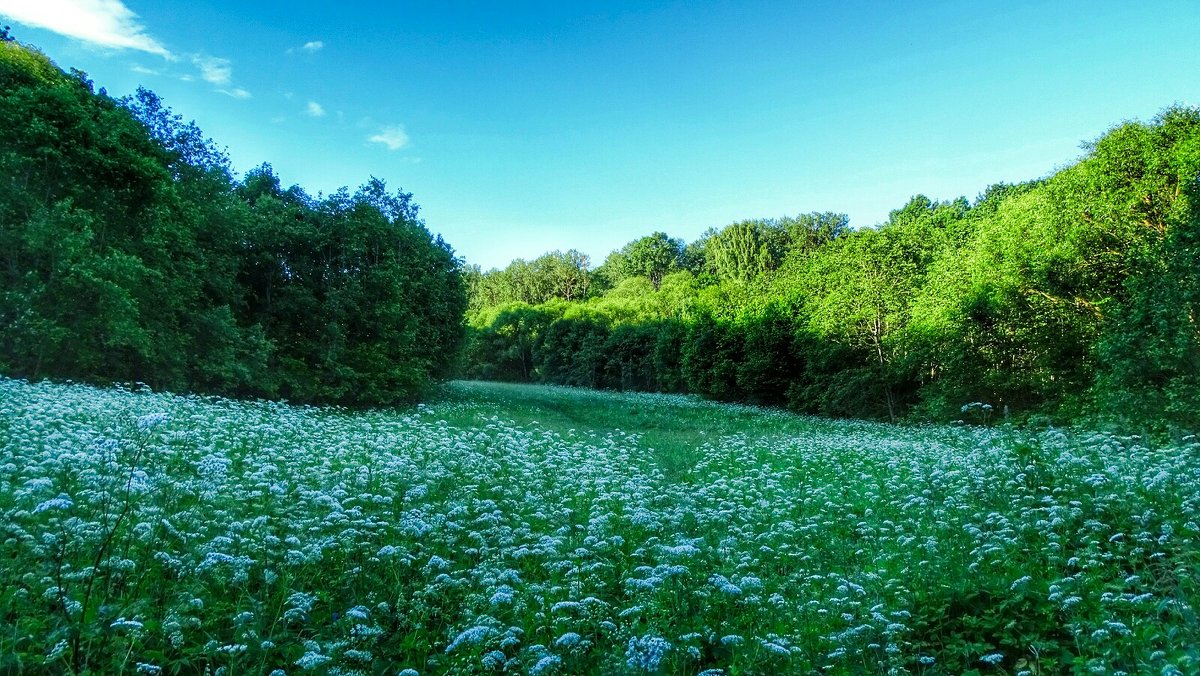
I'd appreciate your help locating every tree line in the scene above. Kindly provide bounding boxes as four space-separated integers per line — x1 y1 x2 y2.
5 32 1197 427
0 36 466 405
463 107 1200 432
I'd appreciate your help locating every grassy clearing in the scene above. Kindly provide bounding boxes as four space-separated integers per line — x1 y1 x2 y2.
1 378 1197 674
431 381 836 480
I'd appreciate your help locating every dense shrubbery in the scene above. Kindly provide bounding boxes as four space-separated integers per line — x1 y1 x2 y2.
464 107 1200 431
0 39 465 405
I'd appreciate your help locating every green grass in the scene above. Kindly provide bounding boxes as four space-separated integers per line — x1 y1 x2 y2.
431 381 952 482
432 381 803 477
2 377 1198 675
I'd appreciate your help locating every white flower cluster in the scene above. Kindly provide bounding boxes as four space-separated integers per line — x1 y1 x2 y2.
1 377 1197 674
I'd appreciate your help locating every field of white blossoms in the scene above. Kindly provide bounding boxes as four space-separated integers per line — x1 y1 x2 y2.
1 378 1198 675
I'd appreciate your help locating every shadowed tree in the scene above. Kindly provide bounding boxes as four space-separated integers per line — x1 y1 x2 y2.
0 38 466 405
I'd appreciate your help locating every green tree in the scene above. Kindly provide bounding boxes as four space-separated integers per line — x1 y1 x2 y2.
535 249 592 302
0 39 466 405
619 232 684 289
1092 106 1200 430
908 108 1200 419
0 42 245 390
706 220 777 283
465 303 558 381
537 315 609 387
681 316 743 401
797 199 952 419
778 211 849 253
455 104 1200 429
238 170 464 404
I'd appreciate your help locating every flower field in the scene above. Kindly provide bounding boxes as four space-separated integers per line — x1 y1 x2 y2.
1 378 1198 674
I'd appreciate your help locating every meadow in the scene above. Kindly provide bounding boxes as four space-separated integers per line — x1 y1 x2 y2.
1 377 1197 675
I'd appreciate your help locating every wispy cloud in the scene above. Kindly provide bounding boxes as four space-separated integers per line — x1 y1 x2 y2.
368 126 410 151
193 55 232 85
190 54 248 98
130 63 160 75
305 101 326 117
0 0 171 58
287 40 324 54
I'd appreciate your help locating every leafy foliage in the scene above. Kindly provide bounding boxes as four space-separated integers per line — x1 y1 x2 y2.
0 39 464 405
463 107 1200 431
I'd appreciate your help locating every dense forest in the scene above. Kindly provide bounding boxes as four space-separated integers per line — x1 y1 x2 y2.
0 33 466 405
463 107 1200 432
3 29 1199 431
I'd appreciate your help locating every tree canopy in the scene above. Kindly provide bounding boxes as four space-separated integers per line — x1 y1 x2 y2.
462 106 1200 432
0 38 465 405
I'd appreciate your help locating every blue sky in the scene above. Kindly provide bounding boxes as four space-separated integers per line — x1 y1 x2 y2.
2 1 1198 269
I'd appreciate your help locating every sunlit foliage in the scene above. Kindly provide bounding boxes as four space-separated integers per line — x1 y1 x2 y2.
465 109 1200 432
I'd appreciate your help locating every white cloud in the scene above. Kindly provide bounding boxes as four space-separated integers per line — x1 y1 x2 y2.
306 101 325 117
368 126 410 151
193 55 231 85
0 0 171 57
287 40 324 54
189 54 247 98
130 63 160 75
